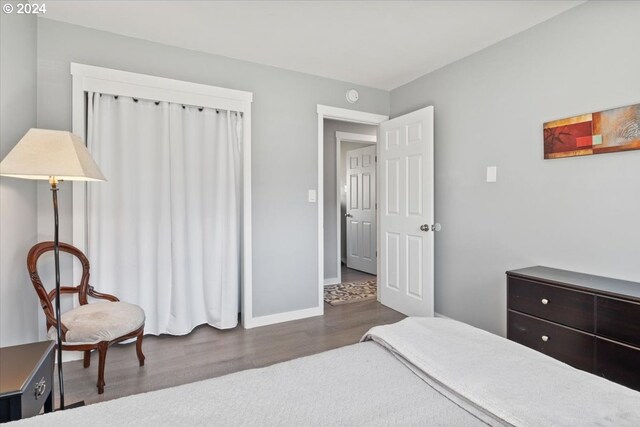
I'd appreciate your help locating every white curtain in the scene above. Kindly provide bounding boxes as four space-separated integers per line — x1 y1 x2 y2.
86 92 242 334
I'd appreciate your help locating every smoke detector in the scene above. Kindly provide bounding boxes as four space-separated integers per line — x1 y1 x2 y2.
346 89 359 104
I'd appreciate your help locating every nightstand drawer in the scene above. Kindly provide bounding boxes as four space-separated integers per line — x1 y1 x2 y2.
20 348 54 419
508 277 595 332
0 341 54 422
596 297 640 348
508 310 595 372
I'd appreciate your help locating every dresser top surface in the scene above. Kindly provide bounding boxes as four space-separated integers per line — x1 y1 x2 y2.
0 341 54 397
507 266 640 300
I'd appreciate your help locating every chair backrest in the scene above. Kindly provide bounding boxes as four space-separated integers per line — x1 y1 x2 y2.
27 242 91 330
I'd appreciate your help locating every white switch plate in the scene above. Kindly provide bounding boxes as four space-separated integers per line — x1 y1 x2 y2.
486 166 497 183
308 189 317 203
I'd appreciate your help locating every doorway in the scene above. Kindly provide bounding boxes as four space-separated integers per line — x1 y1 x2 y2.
317 106 387 311
323 120 378 287
317 104 435 319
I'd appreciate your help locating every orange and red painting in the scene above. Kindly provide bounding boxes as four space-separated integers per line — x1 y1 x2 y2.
543 103 640 159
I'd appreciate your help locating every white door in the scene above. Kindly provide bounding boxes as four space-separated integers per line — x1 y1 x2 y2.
346 145 377 275
379 106 434 316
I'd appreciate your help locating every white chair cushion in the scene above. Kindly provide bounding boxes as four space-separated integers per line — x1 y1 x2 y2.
48 302 145 345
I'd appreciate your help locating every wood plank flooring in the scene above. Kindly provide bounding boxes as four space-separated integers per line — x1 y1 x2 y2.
341 264 376 283
59 300 404 408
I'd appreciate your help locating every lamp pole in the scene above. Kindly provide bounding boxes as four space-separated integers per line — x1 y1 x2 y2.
50 176 65 410
0 128 107 410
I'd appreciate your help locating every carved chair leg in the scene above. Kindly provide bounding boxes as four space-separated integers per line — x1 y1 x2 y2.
136 332 145 367
97 342 108 394
83 350 91 368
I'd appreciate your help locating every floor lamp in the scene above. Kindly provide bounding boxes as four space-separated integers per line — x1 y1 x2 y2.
0 128 106 410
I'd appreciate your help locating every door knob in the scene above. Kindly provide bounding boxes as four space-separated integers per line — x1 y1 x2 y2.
345 213 353 218
431 223 442 232
420 224 429 232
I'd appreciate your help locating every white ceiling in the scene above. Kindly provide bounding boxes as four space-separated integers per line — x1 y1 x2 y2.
40 1 584 90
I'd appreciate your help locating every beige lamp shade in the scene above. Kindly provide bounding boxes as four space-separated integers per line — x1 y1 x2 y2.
0 128 106 181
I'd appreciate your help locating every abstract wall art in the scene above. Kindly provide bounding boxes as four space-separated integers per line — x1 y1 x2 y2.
543 103 640 159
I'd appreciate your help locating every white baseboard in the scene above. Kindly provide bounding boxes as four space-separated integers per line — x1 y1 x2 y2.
59 350 83 363
324 277 340 286
434 312 450 319
244 306 323 329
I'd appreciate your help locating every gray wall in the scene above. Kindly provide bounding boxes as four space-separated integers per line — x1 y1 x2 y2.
390 1 640 335
36 18 389 319
0 5 39 346
322 119 377 280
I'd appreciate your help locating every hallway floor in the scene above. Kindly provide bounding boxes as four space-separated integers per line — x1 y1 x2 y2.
341 264 376 283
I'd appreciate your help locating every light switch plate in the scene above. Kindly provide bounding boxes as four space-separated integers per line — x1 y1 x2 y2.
486 166 497 183
308 189 317 203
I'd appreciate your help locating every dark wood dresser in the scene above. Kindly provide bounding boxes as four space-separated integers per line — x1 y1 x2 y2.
0 341 54 422
506 266 640 391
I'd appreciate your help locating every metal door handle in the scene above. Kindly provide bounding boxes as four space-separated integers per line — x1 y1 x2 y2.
420 224 429 232
345 213 353 218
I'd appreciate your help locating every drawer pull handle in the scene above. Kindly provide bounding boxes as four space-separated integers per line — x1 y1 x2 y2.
541 298 549 305
541 335 549 342
34 378 46 399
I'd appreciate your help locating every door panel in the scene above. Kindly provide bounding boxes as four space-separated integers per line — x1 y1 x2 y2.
407 154 423 216
379 107 434 317
349 220 359 256
362 222 373 259
385 232 400 289
346 145 377 275
349 174 358 209
362 173 372 210
407 234 423 298
386 158 400 215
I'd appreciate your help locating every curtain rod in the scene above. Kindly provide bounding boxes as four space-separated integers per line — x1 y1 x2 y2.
106 94 243 115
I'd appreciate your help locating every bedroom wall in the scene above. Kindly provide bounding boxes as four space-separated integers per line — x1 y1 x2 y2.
323 119 377 281
0 6 39 346
390 0 640 335
35 18 389 323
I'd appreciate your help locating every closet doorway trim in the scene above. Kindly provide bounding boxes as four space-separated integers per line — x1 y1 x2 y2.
70 63 254 328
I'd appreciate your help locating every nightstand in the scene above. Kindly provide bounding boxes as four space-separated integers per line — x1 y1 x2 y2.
0 341 55 422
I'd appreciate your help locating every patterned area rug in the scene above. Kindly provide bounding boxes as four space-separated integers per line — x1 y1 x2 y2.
324 280 377 306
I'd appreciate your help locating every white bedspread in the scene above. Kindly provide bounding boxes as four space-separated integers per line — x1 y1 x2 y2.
14 340 487 426
364 317 640 426
14 317 640 426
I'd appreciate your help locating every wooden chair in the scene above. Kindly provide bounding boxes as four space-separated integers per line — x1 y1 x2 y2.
27 242 146 394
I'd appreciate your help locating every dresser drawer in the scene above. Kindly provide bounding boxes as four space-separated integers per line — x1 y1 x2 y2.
20 348 53 419
507 310 594 372
596 338 640 391
508 276 594 332
596 296 640 348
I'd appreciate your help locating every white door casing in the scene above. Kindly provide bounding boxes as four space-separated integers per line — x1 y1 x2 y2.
378 106 434 317
346 145 377 275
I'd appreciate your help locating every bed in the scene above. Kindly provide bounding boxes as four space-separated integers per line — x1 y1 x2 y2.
15 317 640 426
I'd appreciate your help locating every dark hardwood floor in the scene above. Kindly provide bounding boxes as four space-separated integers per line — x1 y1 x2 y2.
341 264 376 283
59 300 404 408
